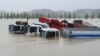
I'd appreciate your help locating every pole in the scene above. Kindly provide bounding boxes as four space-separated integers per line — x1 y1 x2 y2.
27 17 29 23
27 14 29 24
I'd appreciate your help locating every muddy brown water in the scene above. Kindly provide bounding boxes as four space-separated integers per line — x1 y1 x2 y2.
0 19 100 56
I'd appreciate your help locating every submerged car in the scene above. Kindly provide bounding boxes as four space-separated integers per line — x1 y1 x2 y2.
28 22 50 36
40 28 60 38
9 21 29 34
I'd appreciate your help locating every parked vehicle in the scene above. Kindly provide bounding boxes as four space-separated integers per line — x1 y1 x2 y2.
40 28 60 38
9 21 28 34
39 17 68 29
39 17 100 38
9 17 99 38
62 28 100 38
28 22 50 36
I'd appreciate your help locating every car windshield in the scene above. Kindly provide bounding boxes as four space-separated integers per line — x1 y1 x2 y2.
13 26 20 31
46 31 59 38
34 24 48 28
41 25 48 28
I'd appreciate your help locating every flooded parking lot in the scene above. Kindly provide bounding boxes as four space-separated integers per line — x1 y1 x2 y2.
0 19 100 56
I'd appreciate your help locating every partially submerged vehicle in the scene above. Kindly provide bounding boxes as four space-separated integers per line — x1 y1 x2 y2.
40 28 60 38
28 24 41 35
8 17 100 38
62 28 100 38
62 20 99 38
33 22 49 28
39 17 100 38
27 23 60 38
9 21 49 34
39 17 68 29
28 22 50 36
9 21 28 34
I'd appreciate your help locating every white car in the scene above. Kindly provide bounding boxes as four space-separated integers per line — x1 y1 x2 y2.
40 28 60 38
28 22 49 36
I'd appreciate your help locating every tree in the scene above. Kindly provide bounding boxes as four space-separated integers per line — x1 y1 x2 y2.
85 13 89 19
4 13 10 19
39 13 45 17
64 13 67 18
68 13 71 18
98 13 100 18
16 13 20 18
73 13 76 18
19 12 27 18
59 13 63 18
23 12 29 18
0 14 3 19
47 13 51 18
91 13 95 19
53 13 58 18
35 12 39 18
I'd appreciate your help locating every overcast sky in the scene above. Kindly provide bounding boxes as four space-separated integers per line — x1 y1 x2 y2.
0 0 100 12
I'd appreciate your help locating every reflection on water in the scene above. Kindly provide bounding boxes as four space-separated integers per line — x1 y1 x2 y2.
0 19 100 56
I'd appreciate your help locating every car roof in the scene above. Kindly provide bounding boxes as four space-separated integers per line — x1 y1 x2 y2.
42 28 59 32
30 24 42 27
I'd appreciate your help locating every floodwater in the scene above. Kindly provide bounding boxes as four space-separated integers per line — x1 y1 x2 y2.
0 18 100 56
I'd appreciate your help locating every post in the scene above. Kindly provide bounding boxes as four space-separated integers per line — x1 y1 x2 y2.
26 13 29 24
27 17 29 24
